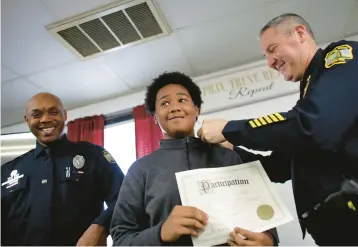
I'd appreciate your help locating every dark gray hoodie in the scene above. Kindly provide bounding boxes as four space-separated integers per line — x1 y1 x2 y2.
110 137 277 246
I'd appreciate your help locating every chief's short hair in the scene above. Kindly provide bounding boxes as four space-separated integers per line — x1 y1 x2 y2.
260 13 315 40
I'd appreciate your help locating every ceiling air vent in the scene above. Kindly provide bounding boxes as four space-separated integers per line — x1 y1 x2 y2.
46 0 170 59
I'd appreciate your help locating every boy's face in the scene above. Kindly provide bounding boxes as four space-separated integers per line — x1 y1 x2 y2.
154 84 199 138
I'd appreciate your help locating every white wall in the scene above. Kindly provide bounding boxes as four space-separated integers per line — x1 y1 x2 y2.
201 93 317 246
1 133 37 165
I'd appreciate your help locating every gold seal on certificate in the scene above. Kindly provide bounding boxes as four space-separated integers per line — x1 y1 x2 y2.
257 204 275 220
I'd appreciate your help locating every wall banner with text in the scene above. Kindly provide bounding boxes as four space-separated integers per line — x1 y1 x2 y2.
196 65 299 114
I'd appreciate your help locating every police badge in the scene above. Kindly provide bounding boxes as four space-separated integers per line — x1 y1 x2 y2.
73 155 85 169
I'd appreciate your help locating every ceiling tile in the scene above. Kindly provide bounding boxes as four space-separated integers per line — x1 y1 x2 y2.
156 0 270 30
41 0 118 20
1 107 26 128
1 67 19 83
1 79 45 127
28 59 132 106
1 0 77 76
175 8 266 76
344 0 358 36
264 0 356 44
1 79 44 109
101 34 194 88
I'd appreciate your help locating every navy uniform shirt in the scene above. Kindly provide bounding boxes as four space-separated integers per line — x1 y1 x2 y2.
222 40 358 220
1 134 124 246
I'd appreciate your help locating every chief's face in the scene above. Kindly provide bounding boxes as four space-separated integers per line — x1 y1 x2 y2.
260 26 307 82
25 95 67 146
154 84 199 138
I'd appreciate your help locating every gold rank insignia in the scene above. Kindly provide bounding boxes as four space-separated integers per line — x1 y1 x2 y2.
248 112 286 128
347 200 356 211
103 150 116 163
324 44 353 68
303 75 311 98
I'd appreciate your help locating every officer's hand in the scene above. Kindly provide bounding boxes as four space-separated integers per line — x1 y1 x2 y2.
197 119 228 144
76 224 107 246
160 205 208 242
227 227 274 246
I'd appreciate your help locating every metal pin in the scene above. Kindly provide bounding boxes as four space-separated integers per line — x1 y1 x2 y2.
66 167 71 178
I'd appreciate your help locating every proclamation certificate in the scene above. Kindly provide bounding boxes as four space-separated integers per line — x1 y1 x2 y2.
175 161 293 246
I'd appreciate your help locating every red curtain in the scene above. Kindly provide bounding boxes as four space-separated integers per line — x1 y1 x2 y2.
133 105 162 159
67 115 105 146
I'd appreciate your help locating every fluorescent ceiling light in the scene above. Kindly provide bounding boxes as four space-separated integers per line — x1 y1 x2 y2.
0 132 35 140
1 150 30 156
1 145 35 151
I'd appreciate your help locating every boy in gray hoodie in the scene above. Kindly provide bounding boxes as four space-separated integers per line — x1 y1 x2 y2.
110 72 277 246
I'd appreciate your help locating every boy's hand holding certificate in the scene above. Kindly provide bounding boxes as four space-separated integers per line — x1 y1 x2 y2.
175 161 293 246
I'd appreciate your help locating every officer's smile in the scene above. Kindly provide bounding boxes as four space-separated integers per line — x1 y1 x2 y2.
39 126 56 136
276 62 285 73
42 127 55 134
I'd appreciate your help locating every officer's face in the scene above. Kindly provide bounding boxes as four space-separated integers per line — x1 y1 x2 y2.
154 84 199 139
260 25 308 82
25 94 67 146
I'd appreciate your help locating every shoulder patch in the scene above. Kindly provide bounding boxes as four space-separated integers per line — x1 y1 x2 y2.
325 44 353 68
248 113 286 128
103 150 116 163
2 149 34 168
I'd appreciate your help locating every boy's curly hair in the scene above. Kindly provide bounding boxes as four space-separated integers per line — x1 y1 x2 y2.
144 72 203 115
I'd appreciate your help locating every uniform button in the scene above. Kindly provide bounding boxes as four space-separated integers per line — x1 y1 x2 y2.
301 212 309 219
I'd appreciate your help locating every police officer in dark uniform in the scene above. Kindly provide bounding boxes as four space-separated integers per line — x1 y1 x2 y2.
1 92 125 246
198 13 358 245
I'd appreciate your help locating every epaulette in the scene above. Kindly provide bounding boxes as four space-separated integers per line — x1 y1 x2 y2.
324 40 348 51
77 141 105 157
1 149 34 169
72 139 101 149
71 141 114 162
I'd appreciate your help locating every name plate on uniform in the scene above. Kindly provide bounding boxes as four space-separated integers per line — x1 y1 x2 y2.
175 161 293 246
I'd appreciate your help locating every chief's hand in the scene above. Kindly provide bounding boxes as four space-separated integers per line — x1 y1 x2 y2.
227 227 274 246
197 119 228 144
76 224 107 246
218 141 234 150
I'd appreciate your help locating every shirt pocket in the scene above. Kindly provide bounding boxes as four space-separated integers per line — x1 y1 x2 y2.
58 168 86 209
